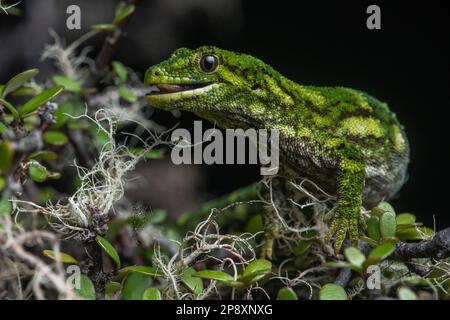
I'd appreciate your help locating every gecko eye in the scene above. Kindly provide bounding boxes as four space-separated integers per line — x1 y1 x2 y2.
199 54 219 73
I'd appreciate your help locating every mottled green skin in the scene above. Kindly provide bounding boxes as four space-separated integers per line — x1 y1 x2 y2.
145 46 410 252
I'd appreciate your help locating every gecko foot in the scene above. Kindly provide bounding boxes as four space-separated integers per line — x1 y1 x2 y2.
325 213 359 254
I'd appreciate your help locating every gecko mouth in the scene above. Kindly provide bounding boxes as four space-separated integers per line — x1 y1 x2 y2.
148 83 213 95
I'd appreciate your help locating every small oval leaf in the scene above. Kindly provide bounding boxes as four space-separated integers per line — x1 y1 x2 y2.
181 267 204 295
28 150 58 161
91 23 115 31
105 281 121 294
240 259 272 284
0 197 12 216
243 259 272 277
42 249 78 264
372 201 395 217
380 211 397 238
95 235 121 268
396 226 434 240
344 247 365 270
112 61 128 83
142 288 162 300
28 161 48 183
277 287 298 300
43 131 68 146
76 275 96 300
122 272 151 300
193 270 234 282
120 265 164 277
366 241 396 266
53 75 81 93
0 121 7 134
2 69 39 98
319 283 348 300
377 201 395 214
118 86 137 103
0 98 20 121
19 85 64 116
367 215 381 241
396 213 416 225
397 287 418 300
114 4 136 23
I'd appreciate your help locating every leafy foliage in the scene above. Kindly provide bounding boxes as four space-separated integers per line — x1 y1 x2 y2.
0 0 449 301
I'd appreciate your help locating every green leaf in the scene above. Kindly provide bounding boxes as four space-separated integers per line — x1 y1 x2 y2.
397 287 418 300
28 161 48 183
114 3 136 23
112 61 128 83
42 249 78 264
145 149 165 159
325 261 353 269
359 236 379 247
241 259 272 283
193 270 234 282
76 275 96 300
91 23 115 31
277 287 298 300
367 215 381 240
28 150 58 161
377 201 395 214
105 281 121 294
95 235 121 268
344 247 365 270
380 211 397 238
118 86 137 103
142 288 162 300
120 265 164 277
52 98 85 129
19 85 64 116
43 131 68 146
396 213 416 225
365 242 395 267
53 75 81 93
245 214 264 234
0 121 7 134
10 85 39 96
319 284 348 300
0 177 5 191
293 240 312 256
396 226 434 240
0 98 19 121
181 267 204 295
105 281 121 299
2 69 39 98
122 272 151 300
0 197 12 216
372 201 395 217
0 140 14 173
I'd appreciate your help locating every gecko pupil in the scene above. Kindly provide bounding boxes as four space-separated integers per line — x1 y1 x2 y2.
200 54 219 73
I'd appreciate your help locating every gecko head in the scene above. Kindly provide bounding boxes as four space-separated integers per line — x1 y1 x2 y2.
145 46 289 127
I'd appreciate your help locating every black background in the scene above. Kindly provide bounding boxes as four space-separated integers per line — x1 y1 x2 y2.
1 0 449 227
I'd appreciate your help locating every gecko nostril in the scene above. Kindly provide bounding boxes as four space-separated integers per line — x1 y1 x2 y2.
154 70 162 77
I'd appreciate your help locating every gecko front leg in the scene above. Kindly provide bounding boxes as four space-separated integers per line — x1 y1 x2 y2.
325 144 366 254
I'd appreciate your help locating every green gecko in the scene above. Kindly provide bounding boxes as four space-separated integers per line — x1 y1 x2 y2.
144 46 410 254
